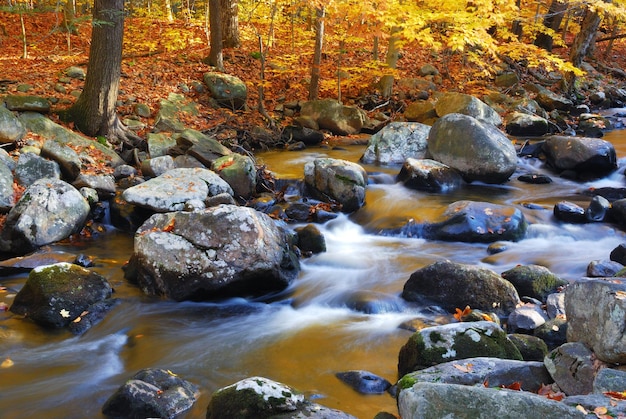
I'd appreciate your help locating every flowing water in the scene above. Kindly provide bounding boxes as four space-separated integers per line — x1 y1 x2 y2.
3 127 626 418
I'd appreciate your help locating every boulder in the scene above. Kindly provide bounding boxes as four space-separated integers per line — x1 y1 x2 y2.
500 264 567 301
122 167 233 212
535 89 573 111
102 368 198 419
154 93 197 132
72 174 116 200
360 122 430 165
507 303 549 332
542 135 617 179
534 317 567 350
403 100 437 124
565 279 626 363
401 260 521 316
507 334 549 362
4 95 51 112
294 224 326 255
397 321 522 376
553 200 586 223
399 357 551 392
206 376 356 419
0 105 26 143
0 161 14 211
300 99 367 135
203 72 248 110
40 140 82 181
434 92 502 126
422 200 527 243
505 112 549 136
140 155 176 178
427 113 517 183
544 342 606 396
173 128 232 167
397 158 464 192
147 132 176 157
14 152 61 187
281 125 324 146
211 153 257 199
0 178 90 255
304 158 367 213
125 205 300 301
586 195 611 222
9 262 112 328
397 382 585 419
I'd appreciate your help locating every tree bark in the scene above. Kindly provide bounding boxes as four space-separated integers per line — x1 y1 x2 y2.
64 0 141 150
308 6 324 101
534 0 568 51
570 0 611 67
220 0 240 48
204 0 224 70
379 26 401 98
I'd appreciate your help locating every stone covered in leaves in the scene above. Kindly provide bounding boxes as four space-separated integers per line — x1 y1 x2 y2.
360 122 430 165
428 113 517 184
203 72 248 110
402 260 521 316
102 368 198 419
0 178 91 255
500 264 567 301
125 205 300 301
397 321 522 377
9 262 112 328
304 158 367 213
206 376 356 419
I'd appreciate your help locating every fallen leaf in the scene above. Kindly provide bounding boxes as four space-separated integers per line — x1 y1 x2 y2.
604 390 626 400
452 363 473 373
594 406 608 415
1 358 14 368
60 309 71 318
614 291 626 300
501 381 522 391
576 405 588 415
453 305 472 321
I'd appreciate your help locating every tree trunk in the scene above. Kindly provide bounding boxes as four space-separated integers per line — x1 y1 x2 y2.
164 0 174 22
379 26 401 98
204 0 224 70
308 6 324 101
220 0 239 48
570 0 610 67
534 0 568 51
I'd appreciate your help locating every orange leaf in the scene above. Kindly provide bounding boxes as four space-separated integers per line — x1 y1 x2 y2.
604 391 626 400
501 381 522 391
453 305 472 321
452 363 473 373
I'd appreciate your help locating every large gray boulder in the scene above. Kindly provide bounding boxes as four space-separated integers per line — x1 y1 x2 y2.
211 153 257 199
174 128 232 167
0 178 90 255
14 152 61 187
500 264 568 301
304 158 367 213
9 262 112 328
434 92 502 126
300 99 368 135
565 279 626 364
102 368 198 419
122 167 233 212
203 72 248 110
544 342 605 396
399 357 552 393
206 376 356 419
397 158 464 192
398 321 522 376
428 113 517 183
542 135 617 179
402 260 521 316
505 111 549 136
397 382 585 419
0 105 26 143
125 205 300 301
360 122 430 164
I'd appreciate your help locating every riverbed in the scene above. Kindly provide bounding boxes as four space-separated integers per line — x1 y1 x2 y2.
2 128 626 418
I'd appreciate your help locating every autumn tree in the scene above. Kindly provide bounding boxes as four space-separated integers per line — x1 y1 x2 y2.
534 0 569 51
204 0 224 70
308 6 324 100
62 0 142 153
221 0 240 47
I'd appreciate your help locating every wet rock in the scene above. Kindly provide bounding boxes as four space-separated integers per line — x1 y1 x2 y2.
335 370 391 394
68 298 120 335
174 128 232 167
203 72 247 110
428 113 517 183
304 158 367 213
360 122 430 165
545 292 566 319
422 200 527 243
399 357 551 392
593 368 626 393
72 174 116 200
586 259 623 277
534 318 567 350
610 243 626 265
434 92 502 125
0 250 79 275
140 155 175 178
206 376 357 419
102 368 198 419
14 152 61 187
507 303 548 332
122 167 233 212
585 195 611 222
507 334 549 362
300 99 368 136
505 112 549 136
565 279 626 363
517 173 552 184
9 262 112 328
535 89 573 111
0 161 14 211
41 140 82 181
294 224 326 254
0 178 90 255
544 342 606 396
212 153 257 199
125 205 300 301
397 158 464 192
397 321 522 376
542 135 617 179
402 260 521 316
342 290 407 314
0 104 26 143
564 394 626 418
281 125 324 146
397 382 584 419
553 201 586 223
500 264 567 301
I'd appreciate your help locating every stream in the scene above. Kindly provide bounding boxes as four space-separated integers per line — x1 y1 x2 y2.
2 127 626 418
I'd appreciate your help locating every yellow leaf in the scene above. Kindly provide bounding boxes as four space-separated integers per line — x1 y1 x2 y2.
1 358 14 368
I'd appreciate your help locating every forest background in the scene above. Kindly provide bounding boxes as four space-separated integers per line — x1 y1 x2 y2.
1 0 626 153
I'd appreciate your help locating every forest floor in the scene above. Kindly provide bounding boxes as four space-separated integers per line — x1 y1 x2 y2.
1 11 626 151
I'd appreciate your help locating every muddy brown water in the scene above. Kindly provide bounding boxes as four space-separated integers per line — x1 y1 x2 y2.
2 127 626 418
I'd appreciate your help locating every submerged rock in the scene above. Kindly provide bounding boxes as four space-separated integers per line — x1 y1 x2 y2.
335 370 392 394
